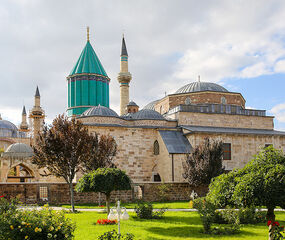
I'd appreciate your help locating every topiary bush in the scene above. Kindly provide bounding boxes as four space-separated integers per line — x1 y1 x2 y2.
0 198 75 240
134 201 166 219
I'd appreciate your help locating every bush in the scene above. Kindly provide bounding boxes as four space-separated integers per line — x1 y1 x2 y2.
156 183 170 202
98 230 134 240
193 197 216 233
134 201 166 219
0 200 75 240
238 206 266 224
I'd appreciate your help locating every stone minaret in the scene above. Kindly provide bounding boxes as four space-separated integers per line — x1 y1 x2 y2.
29 86 45 143
19 106 29 132
118 36 132 115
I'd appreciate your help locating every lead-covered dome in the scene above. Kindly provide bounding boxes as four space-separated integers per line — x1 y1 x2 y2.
81 105 119 117
143 100 159 110
133 109 165 120
0 120 18 138
3 143 33 158
175 82 228 94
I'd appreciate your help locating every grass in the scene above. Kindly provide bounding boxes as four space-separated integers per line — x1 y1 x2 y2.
60 201 190 209
67 211 285 240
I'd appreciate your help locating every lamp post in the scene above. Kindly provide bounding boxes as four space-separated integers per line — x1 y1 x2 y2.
107 200 129 235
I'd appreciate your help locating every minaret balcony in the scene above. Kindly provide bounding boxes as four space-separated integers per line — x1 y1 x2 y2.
118 72 132 83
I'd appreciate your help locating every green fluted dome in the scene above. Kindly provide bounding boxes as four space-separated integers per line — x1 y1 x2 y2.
70 41 108 76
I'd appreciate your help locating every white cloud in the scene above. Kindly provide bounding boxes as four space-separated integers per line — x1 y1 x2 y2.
270 103 285 123
274 59 285 73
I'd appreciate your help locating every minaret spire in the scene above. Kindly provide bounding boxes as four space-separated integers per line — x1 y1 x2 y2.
29 86 45 143
87 26 90 41
19 105 29 132
118 35 132 115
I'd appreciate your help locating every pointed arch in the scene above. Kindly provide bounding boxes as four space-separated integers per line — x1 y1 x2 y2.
154 140 159 155
6 163 34 183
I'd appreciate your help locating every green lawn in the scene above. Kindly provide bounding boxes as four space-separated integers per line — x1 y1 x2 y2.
67 211 285 240
61 201 190 209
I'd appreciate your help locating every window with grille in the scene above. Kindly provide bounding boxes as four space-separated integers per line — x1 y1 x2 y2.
185 97 191 105
39 186 48 201
221 97 227 104
265 144 272 148
154 140 159 155
223 143 231 160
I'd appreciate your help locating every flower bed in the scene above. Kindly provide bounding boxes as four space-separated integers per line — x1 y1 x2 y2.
96 219 117 225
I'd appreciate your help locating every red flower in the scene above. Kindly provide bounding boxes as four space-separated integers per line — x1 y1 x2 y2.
0 195 4 198
267 220 272 226
274 221 280 226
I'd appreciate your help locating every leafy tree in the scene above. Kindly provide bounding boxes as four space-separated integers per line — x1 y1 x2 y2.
32 115 117 212
207 146 285 237
76 168 132 214
183 138 224 187
82 133 117 172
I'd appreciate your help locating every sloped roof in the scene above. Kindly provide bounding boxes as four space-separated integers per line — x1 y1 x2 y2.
70 41 108 77
159 130 192 154
181 125 285 136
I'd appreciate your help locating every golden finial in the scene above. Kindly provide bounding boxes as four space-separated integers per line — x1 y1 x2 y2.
87 26 90 41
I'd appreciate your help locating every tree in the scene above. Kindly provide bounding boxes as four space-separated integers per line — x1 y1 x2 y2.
182 138 224 187
76 168 132 214
32 115 117 212
82 133 117 172
206 146 285 240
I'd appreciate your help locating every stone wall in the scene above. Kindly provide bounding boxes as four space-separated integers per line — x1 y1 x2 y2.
154 91 245 114
172 112 274 130
186 133 285 170
0 182 206 204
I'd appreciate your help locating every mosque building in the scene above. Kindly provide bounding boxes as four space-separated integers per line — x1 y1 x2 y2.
1 29 285 185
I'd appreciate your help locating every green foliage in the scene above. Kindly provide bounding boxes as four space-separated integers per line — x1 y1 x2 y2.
0 197 18 215
183 138 224 187
193 197 216 233
76 168 131 195
76 168 132 214
0 200 75 240
207 146 285 219
98 230 134 240
237 206 267 224
156 183 170 202
134 201 166 219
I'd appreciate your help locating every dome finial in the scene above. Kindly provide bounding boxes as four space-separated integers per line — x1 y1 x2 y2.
0 113 2 120
198 75 201 82
87 26 90 41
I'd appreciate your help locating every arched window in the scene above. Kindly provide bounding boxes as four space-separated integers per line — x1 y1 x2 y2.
185 97 191 105
221 97 227 104
154 140 159 155
7 164 34 183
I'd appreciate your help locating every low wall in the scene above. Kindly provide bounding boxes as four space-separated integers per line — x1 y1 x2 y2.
0 182 208 205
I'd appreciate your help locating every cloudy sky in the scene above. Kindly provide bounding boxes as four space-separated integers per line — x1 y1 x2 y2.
0 0 285 130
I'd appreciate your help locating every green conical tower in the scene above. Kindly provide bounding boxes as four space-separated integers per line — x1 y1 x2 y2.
67 27 110 116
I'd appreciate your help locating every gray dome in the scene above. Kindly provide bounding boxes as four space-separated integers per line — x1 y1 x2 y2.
0 120 18 138
82 105 119 117
3 143 33 158
6 143 33 153
127 101 138 107
175 82 228 94
143 100 159 111
133 109 165 120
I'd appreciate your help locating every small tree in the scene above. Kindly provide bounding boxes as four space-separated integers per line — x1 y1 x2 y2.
82 133 117 172
76 168 132 214
207 146 285 240
32 115 117 212
183 138 224 187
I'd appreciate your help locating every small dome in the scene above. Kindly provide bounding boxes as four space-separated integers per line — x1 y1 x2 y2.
121 112 135 119
6 143 33 153
81 105 119 117
0 120 18 138
175 82 228 94
133 109 165 120
3 143 33 158
127 101 138 107
143 100 159 111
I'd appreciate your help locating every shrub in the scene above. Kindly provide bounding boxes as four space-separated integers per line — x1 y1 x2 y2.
98 230 134 240
156 183 170 202
193 197 216 233
238 206 267 224
268 221 285 240
134 201 166 219
0 202 75 240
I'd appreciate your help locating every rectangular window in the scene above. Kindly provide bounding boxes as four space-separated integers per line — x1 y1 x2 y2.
223 143 231 160
39 186 48 200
